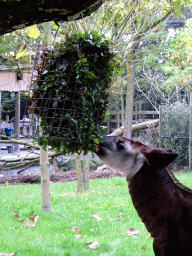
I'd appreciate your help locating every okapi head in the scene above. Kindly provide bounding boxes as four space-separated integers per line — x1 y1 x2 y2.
96 136 177 181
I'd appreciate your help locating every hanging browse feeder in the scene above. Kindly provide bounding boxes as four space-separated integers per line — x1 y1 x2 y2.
30 30 120 154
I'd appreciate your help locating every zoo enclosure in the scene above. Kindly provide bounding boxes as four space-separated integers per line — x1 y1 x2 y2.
107 101 159 134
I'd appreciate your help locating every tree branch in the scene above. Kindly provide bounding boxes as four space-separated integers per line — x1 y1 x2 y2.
0 138 40 149
136 11 171 45
109 119 159 137
0 0 104 36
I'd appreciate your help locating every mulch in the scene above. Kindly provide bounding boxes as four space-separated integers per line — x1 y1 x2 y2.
0 166 125 185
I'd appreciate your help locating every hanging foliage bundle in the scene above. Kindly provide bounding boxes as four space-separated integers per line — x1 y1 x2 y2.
31 30 120 154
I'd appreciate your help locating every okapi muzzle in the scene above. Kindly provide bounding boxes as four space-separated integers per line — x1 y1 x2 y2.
96 136 192 256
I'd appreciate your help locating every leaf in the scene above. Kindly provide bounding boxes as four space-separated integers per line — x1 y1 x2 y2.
23 221 36 228
118 212 124 220
28 25 40 39
86 241 100 249
74 235 83 239
52 21 60 29
146 234 151 239
108 217 115 221
28 214 39 224
11 209 22 221
11 209 21 218
93 138 99 144
92 214 102 221
22 214 39 227
16 44 28 59
126 227 140 237
71 226 81 233
0 253 17 256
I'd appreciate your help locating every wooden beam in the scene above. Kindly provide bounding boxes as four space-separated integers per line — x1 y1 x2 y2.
109 119 159 136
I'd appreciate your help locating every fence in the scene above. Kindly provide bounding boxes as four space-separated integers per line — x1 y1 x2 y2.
106 108 159 134
0 102 160 137
0 114 38 137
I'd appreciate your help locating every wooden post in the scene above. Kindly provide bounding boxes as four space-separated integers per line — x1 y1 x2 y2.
189 93 192 171
40 146 51 212
159 105 164 148
14 91 20 153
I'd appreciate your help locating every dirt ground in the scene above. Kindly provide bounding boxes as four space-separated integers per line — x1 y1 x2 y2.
0 165 125 185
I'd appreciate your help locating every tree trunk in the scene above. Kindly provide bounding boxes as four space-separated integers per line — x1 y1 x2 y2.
189 92 192 171
121 85 125 126
40 146 51 212
40 21 52 212
44 22 52 45
75 153 83 192
0 91 1 135
123 53 136 139
159 105 164 147
83 153 89 190
14 91 20 153
75 153 89 192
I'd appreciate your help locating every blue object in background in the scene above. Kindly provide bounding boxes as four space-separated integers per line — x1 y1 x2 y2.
5 128 12 136
7 146 13 153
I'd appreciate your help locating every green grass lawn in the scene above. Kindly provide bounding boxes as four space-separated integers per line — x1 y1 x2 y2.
1 172 192 256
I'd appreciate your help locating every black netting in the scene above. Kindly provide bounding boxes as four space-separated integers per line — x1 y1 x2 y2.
23 32 118 154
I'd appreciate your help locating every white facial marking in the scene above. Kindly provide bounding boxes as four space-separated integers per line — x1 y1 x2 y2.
98 139 145 181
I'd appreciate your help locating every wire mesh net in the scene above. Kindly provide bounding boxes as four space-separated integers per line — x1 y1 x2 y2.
22 31 117 154
25 49 85 140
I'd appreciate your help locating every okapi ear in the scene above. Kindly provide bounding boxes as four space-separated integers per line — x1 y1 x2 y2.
144 148 178 170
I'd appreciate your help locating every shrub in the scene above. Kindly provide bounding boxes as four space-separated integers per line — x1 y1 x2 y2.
134 101 190 168
162 101 189 168
31 30 120 154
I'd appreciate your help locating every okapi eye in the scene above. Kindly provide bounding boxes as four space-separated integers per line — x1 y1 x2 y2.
117 142 124 150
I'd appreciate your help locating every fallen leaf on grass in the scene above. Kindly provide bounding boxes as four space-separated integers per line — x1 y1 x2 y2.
74 235 83 239
92 214 102 221
11 209 22 221
108 217 115 221
28 214 39 224
0 253 17 256
11 226 18 230
118 212 125 220
71 227 81 233
126 227 140 237
11 209 21 218
23 221 36 228
23 215 39 228
86 241 100 249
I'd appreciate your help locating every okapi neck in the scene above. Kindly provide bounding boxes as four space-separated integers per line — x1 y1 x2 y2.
128 164 177 245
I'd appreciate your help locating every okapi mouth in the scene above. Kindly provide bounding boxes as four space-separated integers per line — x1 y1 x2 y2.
95 144 106 158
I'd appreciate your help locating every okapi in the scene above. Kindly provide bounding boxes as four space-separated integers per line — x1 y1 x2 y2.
96 136 192 256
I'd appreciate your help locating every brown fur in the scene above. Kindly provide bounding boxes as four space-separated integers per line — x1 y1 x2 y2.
97 136 192 256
